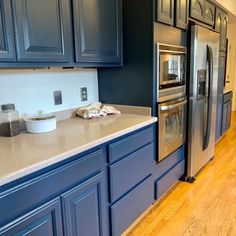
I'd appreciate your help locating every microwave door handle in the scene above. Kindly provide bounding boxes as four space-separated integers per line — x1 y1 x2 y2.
203 45 213 151
160 100 187 111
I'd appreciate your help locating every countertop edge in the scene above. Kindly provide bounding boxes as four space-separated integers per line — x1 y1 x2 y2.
0 117 157 187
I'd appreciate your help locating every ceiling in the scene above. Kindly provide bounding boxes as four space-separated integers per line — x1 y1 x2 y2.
214 0 236 22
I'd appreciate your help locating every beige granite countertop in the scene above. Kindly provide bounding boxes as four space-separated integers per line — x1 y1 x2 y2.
0 114 157 186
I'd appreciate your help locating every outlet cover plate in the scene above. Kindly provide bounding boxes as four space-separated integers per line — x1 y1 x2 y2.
54 91 62 105
81 87 88 101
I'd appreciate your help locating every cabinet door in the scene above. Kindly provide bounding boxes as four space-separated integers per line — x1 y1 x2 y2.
204 1 215 26
12 0 71 62
175 0 188 30
0 198 63 236
215 8 222 33
156 0 174 26
220 13 228 52
0 0 16 61
189 0 205 22
215 52 226 141
61 173 106 236
73 0 122 65
222 100 232 134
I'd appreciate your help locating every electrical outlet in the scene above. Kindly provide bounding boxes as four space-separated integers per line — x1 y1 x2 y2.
54 91 62 105
81 87 88 101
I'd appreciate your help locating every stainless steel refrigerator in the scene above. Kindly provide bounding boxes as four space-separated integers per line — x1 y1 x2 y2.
187 25 220 181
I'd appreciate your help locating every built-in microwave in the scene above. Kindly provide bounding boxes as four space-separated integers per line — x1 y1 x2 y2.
157 44 187 102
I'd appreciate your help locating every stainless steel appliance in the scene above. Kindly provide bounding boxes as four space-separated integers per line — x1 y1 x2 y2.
157 44 187 102
158 96 187 162
187 25 220 181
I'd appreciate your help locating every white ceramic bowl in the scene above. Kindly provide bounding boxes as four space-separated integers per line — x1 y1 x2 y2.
25 115 57 134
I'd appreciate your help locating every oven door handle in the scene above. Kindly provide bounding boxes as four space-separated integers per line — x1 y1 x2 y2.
160 100 187 111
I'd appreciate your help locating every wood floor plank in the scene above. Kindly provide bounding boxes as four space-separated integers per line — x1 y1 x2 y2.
127 112 236 236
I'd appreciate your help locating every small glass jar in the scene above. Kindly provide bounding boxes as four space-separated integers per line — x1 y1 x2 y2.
0 104 20 137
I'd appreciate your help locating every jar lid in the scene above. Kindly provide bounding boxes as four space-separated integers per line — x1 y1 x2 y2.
1 104 15 111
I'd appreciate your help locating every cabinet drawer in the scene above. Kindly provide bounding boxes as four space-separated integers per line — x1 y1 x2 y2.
108 126 154 163
109 143 154 202
155 159 185 200
155 145 185 180
0 149 103 227
111 176 154 236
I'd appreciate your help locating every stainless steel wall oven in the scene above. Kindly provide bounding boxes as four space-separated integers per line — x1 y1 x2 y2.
158 97 187 162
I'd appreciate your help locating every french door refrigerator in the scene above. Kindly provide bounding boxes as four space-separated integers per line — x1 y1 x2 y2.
187 25 220 181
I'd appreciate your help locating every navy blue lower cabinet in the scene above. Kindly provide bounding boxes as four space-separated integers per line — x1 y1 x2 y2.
153 146 185 200
110 176 154 236
222 100 232 135
109 143 154 202
0 197 63 236
155 159 185 200
61 173 106 236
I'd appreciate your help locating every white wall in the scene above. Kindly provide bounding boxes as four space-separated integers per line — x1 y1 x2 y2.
0 68 99 116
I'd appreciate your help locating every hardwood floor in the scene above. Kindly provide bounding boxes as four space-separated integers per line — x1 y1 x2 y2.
127 112 236 236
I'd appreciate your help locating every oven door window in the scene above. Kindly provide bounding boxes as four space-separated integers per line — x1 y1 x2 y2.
159 102 186 162
165 109 182 144
159 53 185 88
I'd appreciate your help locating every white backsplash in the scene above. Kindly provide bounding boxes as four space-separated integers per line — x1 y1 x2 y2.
0 68 99 116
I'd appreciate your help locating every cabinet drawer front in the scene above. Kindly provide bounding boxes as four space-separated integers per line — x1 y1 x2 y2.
0 198 63 236
155 159 185 200
108 126 154 163
111 176 154 236
0 149 103 226
155 145 185 180
109 143 154 202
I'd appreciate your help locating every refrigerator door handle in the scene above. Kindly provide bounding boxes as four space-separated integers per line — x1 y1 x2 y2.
203 45 213 150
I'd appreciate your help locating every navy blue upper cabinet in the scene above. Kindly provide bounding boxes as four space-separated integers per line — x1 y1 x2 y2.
189 0 205 22
72 0 122 66
12 0 71 62
0 0 16 62
156 0 175 26
204 1 215 26
175 0 189 29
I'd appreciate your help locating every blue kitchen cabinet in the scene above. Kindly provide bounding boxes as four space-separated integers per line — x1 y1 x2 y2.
215 52 226 142
61 173 106 236
72 0 122 66
0 0 16 61
108 126 155 236
0 124 170 236
222 100 232 134
12 0 71 62
154 146 185 200
0 198 63 236
222 92 232 135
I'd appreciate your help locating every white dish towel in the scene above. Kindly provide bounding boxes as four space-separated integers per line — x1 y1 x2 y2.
76 103 121 119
